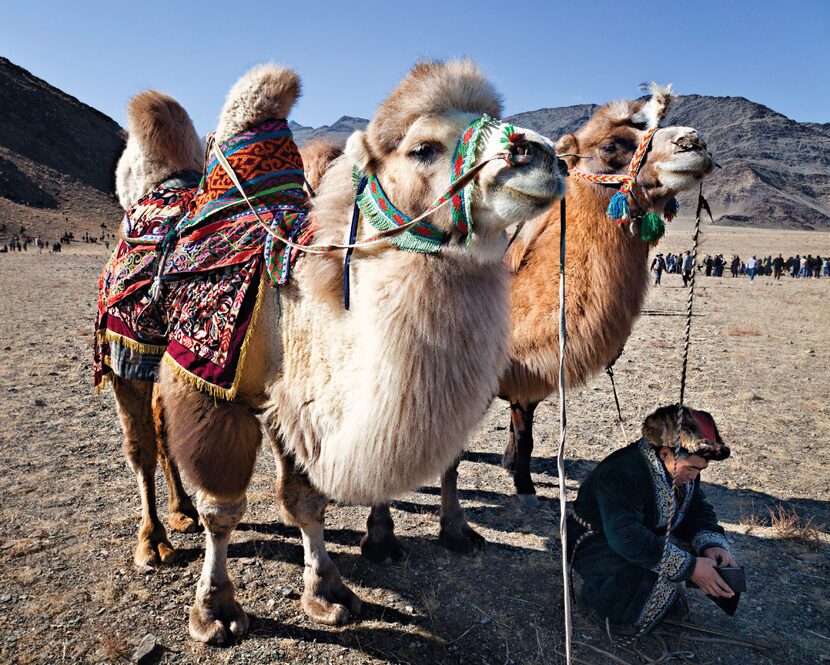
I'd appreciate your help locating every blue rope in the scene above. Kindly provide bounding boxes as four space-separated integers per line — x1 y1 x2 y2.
344 175 368 310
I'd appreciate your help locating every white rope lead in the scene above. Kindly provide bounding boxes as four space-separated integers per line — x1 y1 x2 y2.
556 195 573 665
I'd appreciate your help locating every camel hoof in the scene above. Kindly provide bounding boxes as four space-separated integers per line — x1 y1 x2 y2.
301 593 352 626
134 533 176 568
517 493 540 509
359 532 406 564
301 572 362 625
188 594 248 644
169 510 200 534
438 524 486 554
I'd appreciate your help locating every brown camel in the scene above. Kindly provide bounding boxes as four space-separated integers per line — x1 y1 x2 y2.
154 60 564 643
360 84 716 560
99 92 205 567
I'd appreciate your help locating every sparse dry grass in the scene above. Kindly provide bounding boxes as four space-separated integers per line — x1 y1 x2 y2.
98 633 130 662
739 511 768 533
768 504 823 547
727 325 762 336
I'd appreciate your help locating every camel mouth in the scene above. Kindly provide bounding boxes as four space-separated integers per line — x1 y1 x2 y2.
658 153 714 180
501 185 561 207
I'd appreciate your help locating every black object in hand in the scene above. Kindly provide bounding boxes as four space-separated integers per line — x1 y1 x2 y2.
686 566 746 615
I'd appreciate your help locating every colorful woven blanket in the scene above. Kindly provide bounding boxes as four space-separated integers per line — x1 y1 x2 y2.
95 119 312 399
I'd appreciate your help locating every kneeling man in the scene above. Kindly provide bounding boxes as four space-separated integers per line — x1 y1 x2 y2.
568 405 736 637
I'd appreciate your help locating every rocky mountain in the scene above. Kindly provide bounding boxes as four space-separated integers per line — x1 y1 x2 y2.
290 116 369 147
0 57 123 247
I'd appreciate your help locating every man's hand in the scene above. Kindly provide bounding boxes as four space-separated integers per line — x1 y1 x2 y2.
703 547 737 567
691 557 734 598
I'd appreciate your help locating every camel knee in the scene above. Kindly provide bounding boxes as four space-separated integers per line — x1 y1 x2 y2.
197 494 247 537
274 450 327 527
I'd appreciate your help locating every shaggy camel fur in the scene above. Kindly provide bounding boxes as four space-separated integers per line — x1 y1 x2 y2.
158 60 564 644
108 91 204 566
362 85 716 559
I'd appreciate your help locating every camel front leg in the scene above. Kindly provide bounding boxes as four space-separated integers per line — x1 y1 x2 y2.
359 503 406 563
188 493 249 644
438 455 485 553
113 379 175 567
151 387 199 533
271 441 361 625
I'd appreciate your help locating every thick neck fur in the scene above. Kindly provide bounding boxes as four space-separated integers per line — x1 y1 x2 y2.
501 178 649 402
263 156 509 504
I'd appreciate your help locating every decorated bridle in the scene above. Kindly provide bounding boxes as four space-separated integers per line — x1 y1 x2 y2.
569 125 678 245
352 114 528 254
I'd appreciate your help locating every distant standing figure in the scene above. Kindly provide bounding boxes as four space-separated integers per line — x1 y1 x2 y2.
681 251 694 287
823 257 830 277
651 253 666 286
746 255 759 281
772 253 784 280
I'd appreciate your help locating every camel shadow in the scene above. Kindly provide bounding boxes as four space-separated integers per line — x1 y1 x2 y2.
245 615 433 663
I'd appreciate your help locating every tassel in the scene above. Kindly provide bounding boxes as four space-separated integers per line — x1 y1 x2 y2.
606 191 629 223
640 211 666 245
664 197 679 221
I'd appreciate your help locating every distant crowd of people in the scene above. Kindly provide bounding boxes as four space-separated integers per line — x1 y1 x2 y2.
0 223 112 254
650 251 830 285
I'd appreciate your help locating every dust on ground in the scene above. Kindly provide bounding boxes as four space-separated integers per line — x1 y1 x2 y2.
0 224 828 664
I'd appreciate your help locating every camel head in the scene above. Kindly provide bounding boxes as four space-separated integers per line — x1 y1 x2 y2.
300 139 343 193
115 91 203 209
345 60 563 261
557 83 714 222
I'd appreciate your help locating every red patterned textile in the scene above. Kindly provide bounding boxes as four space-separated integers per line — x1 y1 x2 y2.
94 120 311 398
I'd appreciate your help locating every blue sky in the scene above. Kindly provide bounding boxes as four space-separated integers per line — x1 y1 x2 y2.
3 1 828 135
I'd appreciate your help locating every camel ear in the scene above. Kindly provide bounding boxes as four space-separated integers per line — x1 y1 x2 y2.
556 133 580 168
633 82 676 128
345 130 373 172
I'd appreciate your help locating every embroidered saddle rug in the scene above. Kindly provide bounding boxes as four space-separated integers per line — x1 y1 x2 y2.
94 119 313 399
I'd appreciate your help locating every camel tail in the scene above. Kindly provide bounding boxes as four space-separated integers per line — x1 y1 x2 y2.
215 64 301 143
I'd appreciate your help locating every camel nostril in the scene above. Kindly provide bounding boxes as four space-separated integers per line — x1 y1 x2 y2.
672 132 708 153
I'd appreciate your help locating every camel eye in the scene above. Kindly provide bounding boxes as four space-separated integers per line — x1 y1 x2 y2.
409 142 441 163
601 143 616 155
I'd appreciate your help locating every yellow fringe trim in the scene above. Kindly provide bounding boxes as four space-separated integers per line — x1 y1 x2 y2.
161 273 269 401
97 330 167 356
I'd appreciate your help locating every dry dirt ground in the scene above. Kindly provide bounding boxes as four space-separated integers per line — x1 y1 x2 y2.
0 224 828 664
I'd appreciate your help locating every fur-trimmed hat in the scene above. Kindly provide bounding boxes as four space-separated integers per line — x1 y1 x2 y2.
641 404 730 460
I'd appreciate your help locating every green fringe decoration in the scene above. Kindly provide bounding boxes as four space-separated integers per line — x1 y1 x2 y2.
640 211 666 245
352 167 446 254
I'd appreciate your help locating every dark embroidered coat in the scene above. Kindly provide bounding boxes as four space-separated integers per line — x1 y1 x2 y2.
568 440 730 631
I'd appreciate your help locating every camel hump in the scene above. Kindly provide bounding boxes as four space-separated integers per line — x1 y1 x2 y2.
115 91 202 209
300 139 343 192
127 90 203 170
215 64 301 143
